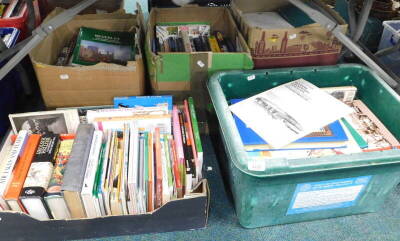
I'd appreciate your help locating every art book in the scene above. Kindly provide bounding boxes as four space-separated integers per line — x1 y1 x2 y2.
229 79 353 148
231 99 348 151
71 27 135 66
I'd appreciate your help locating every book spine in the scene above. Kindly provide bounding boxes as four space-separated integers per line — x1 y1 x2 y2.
4 134 41 212
188 97 203 179
183 100 198 185
179 111 195 191
181 30 193 52
163 135 174 199
154 128 163 209
147 132 154 212
208 36 221 52
215 31 229 52
172 106 185 187
0 130 28 209
202 36 211 51
169 138 182 198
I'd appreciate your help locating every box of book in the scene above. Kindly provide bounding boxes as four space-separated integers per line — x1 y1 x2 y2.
145 5 254 94
0 96 209 240
29 8 146 108
208 64 400 228
230 0 347 69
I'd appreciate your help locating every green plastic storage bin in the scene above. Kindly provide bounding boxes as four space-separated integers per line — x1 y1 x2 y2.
207 64 400 228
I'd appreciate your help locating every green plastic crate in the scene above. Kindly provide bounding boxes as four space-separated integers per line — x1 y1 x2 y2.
207 64 400 228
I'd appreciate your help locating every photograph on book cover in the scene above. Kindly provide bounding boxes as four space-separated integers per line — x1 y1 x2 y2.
9 110 80 135
78 40 133 65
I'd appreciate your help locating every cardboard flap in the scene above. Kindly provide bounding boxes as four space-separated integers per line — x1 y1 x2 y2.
30 8 139 66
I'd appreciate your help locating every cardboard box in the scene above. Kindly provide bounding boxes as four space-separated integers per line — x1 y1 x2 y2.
30 9 146 108
0 130 210 240
145 6 254 94
231 0 347 69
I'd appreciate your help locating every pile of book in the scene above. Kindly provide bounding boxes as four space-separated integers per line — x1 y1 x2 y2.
230 79 400 162
0 0 26 19
55 27 136 66
0 96 204 221
153 23 238 53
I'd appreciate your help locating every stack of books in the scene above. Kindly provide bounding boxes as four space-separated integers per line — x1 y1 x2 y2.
55 27 136 67
0 96 204 221
230 80 400 161
154 23 238 53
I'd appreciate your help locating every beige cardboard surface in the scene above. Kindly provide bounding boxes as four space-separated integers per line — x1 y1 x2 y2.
231 1 347 69
30 8 145 108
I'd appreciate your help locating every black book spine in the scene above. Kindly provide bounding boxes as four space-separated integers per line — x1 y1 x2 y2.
168 37 176 52
202 36 211 51
225 38 236 52
193 37 202 52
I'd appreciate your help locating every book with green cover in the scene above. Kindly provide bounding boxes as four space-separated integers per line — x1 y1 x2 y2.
188 97 203 166
71 27 135 66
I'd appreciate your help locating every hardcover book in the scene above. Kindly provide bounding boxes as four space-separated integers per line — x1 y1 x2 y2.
45 138 74 220
20 134 61 221
62 124 95 219
71 27 136 66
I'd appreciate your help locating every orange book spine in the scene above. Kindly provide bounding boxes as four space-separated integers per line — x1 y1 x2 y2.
169 138 182 198
147 132 154 212
154 128 163 208
4 135 41 211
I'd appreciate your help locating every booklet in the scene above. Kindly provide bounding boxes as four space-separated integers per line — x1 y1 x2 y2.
229 79 353 148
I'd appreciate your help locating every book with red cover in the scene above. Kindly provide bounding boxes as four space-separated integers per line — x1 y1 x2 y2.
4 134 41 213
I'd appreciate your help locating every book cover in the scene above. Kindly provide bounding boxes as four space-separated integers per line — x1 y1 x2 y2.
45 138 74 220
347 100 400 151
113 95 173 112
229 79 354 148
71 27 135 66
162 135 173 203
169 137 183 198
20 134 60 221
9 109 80 135
156 23 210 45
179 112 195 191
231 100 348 150
4 134 41 213
62 124 95 219
0 130 28 210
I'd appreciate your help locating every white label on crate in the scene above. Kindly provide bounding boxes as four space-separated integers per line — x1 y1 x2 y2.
59 74 69 80
287 176 371 215
197 60 205 68
247 75 256 81
247 159 266 171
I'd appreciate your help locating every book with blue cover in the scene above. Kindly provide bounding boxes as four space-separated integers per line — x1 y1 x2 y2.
114 96 173 112
231 99 348 151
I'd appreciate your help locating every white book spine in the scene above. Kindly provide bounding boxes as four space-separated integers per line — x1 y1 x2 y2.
128 122 139 214
0 130 28 209
81 130 103 218
161 139 170 205
121 124 130 215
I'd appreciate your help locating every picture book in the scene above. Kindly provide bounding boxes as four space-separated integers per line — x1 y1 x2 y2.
71 27 135 66
114 95 173 112
229 79 353 148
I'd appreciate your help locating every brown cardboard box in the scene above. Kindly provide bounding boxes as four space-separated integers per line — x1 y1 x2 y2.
231 0 347 69
30 9 145 108
145 6 253 94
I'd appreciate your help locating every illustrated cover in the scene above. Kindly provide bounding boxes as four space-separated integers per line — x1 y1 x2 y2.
346 100 400 151
71 27 135 66
156 23 210 44
9 109 80 135
114 95 173 112
229 79 354 148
